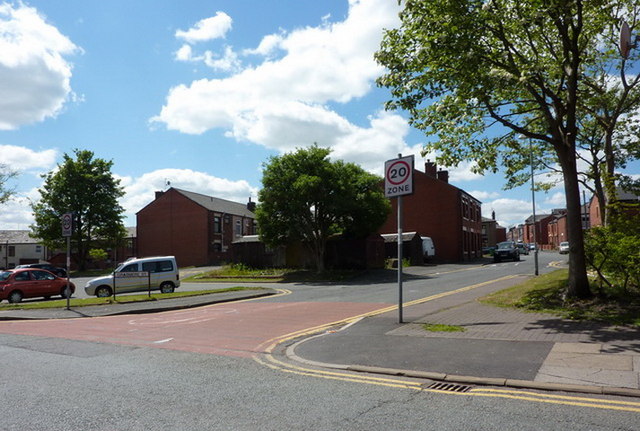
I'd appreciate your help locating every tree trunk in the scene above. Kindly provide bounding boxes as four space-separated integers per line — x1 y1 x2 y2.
557 145 592 299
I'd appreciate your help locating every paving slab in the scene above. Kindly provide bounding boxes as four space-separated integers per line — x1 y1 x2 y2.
535 365 639 389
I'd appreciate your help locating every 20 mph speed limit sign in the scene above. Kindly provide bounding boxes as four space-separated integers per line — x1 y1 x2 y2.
61 213 73 237
385 155 414 198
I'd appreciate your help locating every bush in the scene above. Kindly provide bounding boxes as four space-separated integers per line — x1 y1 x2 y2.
585 213 640 296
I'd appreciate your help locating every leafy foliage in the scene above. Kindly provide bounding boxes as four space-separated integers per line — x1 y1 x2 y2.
375 0 640 298
256 146 390 272
30 149 126 270
0 163 18 206
585 211 640 295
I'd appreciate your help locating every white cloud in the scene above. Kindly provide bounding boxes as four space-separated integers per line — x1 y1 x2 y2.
0 145 57 171
0 188 41 230
153 0 403 170
544 192 566 207
119 168 259 225
175 43 240 72
447 161 484 182
468 190 500 201
0 3 80 130
483 198 539 228
175 12 232 43
243 33 284 57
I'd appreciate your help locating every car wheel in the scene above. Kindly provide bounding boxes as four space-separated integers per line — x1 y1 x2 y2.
95 286 112 298
60 286 72 299
8 291 23 304
160 282 175 294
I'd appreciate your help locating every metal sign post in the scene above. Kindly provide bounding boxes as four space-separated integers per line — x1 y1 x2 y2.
384 154 414 324
61 213 73 310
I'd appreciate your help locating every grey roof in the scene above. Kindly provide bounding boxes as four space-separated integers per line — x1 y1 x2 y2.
174 188 255 218
232 235 261 244
380 232 421 243
0 230 41 244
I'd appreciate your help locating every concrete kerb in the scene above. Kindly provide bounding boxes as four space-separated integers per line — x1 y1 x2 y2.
282 317 640 398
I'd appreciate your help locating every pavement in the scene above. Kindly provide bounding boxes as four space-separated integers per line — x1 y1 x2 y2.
1 274 639 398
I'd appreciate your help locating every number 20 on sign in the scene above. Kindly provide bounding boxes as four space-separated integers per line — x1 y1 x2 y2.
384 155 414 198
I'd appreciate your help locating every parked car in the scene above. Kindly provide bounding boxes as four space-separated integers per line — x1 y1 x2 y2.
516 242 529 255
493 241 520 263
15 263 67 278
0 268 75 303
529 243 537 251
559 241 570 254
84 256 180 297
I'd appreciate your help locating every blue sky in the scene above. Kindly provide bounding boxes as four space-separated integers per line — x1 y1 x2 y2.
1 0 635 231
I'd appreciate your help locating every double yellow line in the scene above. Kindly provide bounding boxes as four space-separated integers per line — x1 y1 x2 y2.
253 277 640 413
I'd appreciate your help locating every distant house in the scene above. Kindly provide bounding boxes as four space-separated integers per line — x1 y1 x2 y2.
0 230 48 269
378 161 482 262
137 188 256 267
524 212 562 247
589 188 640 227
482 214 506 248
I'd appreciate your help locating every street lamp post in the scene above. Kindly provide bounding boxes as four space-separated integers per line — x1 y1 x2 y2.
530 139 539 276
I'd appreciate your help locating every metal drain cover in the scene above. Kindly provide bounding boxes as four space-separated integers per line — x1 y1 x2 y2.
426 382 471 393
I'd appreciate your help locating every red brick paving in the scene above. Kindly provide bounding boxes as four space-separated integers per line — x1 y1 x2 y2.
0 301 388 358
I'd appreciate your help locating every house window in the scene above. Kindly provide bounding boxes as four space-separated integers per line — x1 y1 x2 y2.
212 243 222 252
235 220 242 237
213 216 221 233
35 245 42 253
8 246 15 257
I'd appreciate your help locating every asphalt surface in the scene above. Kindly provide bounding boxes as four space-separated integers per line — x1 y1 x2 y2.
1 270 639 398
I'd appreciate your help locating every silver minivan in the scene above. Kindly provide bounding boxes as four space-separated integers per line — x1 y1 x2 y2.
85 256 180 297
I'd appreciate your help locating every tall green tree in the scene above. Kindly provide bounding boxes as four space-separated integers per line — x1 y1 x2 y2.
31 149 126 270
376 0 639 299
0 163 17 206
256 146 390 272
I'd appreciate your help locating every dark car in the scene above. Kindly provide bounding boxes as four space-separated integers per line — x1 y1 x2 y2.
0 268 75 303
15 263 67 278
493 241 520 263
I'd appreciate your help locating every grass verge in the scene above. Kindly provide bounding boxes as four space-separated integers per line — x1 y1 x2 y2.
185 265 363 283
0 287 266 311
422 323 466 332
479 269 640 327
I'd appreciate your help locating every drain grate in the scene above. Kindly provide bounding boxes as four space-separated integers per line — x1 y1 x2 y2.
426 382 472 393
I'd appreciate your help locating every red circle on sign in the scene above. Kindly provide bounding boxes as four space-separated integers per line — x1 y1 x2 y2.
386 160 411 185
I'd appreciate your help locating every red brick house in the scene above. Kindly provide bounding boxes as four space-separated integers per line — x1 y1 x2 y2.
378 161 482 262
589 188 640 227
137 188 256 267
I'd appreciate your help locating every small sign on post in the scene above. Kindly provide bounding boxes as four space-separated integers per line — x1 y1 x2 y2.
61 213 73 310
384 155 414 324
62 213 73 237
385 155 414 198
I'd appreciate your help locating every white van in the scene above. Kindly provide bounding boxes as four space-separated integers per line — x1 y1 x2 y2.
85 256 180 297
421 237 435 260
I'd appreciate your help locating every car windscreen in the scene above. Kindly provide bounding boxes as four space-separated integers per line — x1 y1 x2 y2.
0 271 11 281
497 242 513 249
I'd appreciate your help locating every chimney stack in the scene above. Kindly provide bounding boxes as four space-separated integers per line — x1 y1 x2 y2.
155 191 165 200
247 197 256 212
425 160 437 178
436 170 449 183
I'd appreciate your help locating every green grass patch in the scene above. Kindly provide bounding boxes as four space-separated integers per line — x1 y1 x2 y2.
422 323 466 332
186 264 362 283
479 269 640 327
0 287 266 311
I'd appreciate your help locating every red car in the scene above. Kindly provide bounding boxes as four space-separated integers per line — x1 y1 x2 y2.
0 268 75 304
